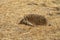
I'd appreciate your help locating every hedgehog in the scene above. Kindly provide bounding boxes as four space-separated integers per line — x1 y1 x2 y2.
19 14 47 26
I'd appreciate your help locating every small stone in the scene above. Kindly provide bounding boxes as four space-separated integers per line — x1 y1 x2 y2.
48 24 52 26
48 13 53 16
41 3 47 7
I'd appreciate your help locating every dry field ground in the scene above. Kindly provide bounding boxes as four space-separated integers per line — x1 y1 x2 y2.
0 0 60 40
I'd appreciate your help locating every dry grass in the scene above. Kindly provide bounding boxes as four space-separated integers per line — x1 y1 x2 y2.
0 0 60 40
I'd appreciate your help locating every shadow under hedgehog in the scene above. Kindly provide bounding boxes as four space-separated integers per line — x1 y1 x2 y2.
19 14 47 26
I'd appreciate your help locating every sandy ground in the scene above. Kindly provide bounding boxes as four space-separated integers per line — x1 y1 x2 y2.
0 0 60 40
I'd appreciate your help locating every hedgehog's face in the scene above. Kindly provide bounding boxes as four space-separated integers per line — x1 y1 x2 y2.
19 18 33 26
19 18 27 24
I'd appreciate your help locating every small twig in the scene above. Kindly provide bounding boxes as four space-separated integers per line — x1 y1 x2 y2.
27 2 38 5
